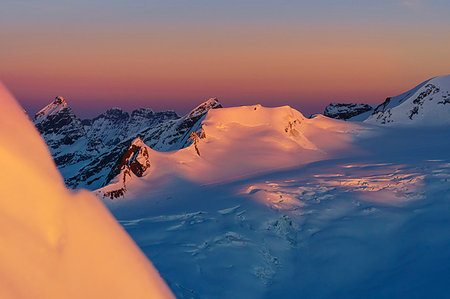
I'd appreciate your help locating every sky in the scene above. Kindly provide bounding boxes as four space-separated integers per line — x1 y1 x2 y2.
1 0 450 118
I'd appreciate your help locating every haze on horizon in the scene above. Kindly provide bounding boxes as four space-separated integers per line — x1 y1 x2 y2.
1 0 450 118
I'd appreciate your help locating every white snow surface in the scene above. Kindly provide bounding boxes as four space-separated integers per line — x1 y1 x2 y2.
366 75 450 125
0 83 173 298
98 104 367 196
99 102 450 298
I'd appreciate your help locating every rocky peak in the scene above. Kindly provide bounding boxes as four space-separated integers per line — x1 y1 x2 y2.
187 98 222 120
35 96 69 123
131 108 154 118
101 107 130 121
106 137 151 184
33 96 88 153
54 96 66 105
131 137 146 147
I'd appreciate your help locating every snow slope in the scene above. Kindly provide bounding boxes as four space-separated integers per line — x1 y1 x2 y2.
0 83 173 298
98 104 367 197
366 75 450 125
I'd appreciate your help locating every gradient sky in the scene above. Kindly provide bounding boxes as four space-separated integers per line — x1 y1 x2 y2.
1 0 450 118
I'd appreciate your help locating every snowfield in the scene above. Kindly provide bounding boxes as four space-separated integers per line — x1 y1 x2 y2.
99 100 450 297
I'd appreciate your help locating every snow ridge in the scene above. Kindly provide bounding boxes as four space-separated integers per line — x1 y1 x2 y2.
323 75 450 125
366 75 450 125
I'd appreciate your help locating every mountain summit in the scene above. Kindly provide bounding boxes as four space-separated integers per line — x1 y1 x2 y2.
366 75 450 125
34 96 88 153
33 96 223 190
323 75 450 125
34 96 68 123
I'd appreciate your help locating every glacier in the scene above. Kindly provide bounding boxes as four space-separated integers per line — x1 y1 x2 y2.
99 101 450 297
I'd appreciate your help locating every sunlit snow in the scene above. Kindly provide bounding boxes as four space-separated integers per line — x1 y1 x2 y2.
0 83 173 298
97 92 450 297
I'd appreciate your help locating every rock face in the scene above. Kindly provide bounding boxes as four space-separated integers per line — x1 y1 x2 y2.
33 97 222 190
35 96 86 148
102 138 151 199
139 98 222 151
34 97 101 168
323 103 374 120
82 108 179 147
108 138 151 183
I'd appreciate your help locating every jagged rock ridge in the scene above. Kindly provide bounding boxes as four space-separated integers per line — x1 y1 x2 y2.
33 97 222 190
323 103 374 120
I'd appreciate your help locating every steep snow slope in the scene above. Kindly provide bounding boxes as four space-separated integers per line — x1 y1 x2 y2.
98 104 366 197
0 83 173 298
34 97 102 169
366 75 450 125
372 77 433 113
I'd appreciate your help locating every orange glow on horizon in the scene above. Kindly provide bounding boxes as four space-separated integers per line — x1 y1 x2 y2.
2 24 450 115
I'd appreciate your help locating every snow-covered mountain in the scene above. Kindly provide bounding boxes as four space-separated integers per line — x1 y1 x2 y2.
98 104 366 199
0 83 173 298
82 107 179 147
33 96 222 190
323 75 450 125
34 96 102 168
366 75 450 125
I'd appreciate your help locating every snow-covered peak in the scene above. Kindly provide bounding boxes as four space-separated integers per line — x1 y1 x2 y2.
366 75 450 126
54 96 66 105
100 104 364 196
34 96 69 123
33 96 88 151
186 97 222 120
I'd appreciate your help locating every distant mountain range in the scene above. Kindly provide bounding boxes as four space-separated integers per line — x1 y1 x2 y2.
33 96 221 190
32 75 450 192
